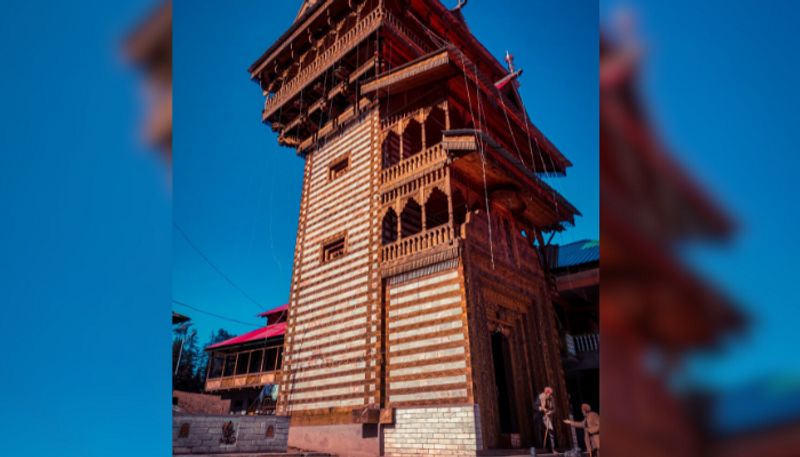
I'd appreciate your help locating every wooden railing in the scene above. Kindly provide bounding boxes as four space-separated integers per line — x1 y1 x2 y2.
565 333 599 357
381 225 453 263
381 143 446 186
205 370 279 392
263 7 384 120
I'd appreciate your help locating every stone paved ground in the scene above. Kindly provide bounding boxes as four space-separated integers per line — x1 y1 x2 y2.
478 451 590 457
185 451 332 457
183 448 588 457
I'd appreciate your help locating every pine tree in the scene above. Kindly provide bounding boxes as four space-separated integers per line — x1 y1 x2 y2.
173 326 201 392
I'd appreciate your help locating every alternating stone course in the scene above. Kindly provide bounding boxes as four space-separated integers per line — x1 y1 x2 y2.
173 414 289 455
383 405 483 457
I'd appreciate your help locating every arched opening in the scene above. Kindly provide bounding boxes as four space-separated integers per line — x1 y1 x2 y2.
424 106 446 147
452 189 467 236
400 198 422 238
178 423 191 439
402 120 423 159
382 130 401 168
382 208 398 245
425 187 449 229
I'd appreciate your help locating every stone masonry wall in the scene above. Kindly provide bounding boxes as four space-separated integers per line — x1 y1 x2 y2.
383 405 483 457
172 414 288 455
172 390 230 414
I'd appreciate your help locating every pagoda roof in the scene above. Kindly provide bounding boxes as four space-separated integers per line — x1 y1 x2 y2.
443 128 579 229
248 0 335 76
250 0 519 89
364 47 571 175
600 33 733 240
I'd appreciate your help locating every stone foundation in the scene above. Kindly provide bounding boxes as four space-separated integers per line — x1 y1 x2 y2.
383 405 483 457
173 414 288 455
288 423 380 457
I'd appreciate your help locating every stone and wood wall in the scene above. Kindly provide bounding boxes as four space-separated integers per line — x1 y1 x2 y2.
251 1 579 455
279 109 382 419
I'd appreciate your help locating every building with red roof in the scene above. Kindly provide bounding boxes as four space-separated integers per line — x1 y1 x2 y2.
204 304 287 414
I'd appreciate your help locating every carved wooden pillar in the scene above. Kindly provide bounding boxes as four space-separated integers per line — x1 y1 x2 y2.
445 168 455 239
398 120 407 161
420 122 426 152
396 201 402 240
420 187 427 231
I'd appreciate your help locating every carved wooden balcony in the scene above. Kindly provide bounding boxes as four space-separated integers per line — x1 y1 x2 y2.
380 143 447 188
380 166 448 205
380 225 453 263
263 7 384 120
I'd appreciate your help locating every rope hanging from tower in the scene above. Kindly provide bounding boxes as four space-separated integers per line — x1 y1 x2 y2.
458 50 495 270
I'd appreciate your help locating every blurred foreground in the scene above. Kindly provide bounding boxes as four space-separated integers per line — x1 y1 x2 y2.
600 4 800 456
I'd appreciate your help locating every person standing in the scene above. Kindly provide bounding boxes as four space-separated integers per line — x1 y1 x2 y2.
563 403 600 457
537 386 557 453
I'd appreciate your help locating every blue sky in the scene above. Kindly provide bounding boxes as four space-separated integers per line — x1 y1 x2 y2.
173 1 599 345
600 0 800 390
0 0 170 454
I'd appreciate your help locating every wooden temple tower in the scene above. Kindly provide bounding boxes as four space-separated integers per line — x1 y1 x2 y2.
249 1 579 455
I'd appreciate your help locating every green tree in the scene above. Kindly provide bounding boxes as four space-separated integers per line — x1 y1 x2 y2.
173 325 202 392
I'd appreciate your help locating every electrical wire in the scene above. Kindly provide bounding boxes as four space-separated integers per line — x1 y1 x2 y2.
172 299 263 327
174 221 265 310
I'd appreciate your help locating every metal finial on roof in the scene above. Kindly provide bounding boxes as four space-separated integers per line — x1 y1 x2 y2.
505 51 516 73
451 0 468 13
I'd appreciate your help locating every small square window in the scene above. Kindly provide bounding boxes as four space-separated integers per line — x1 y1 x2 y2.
321 234 347 262
328 154 350 181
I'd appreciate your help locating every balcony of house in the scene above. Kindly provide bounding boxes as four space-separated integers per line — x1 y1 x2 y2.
562 332 599 371
205 345 283 393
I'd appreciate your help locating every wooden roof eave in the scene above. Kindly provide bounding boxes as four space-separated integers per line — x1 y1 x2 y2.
408 0 508 84
445 64 571 175
399 1 573 173
602 90 733 239
361 48 457 96
603 202 744 348
124 1 171 67
443 129 579 229
248 0 337 79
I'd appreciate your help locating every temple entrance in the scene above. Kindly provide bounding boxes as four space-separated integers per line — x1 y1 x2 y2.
491 331 519 436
